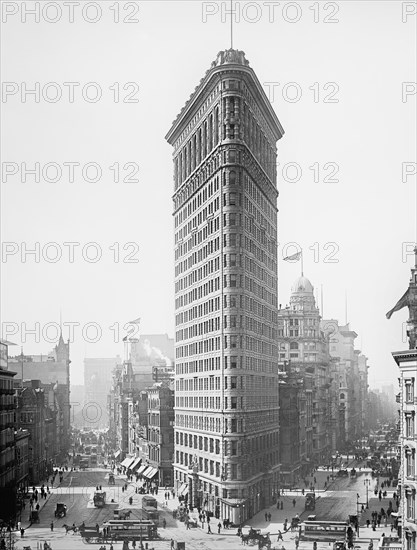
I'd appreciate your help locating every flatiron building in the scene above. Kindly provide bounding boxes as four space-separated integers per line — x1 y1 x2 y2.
166 48 284 523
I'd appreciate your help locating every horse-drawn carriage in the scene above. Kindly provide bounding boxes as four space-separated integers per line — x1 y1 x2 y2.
79 526 103 544
241 527 271 548
113 509 131 520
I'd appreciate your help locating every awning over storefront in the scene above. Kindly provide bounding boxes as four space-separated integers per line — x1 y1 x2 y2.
137 465 147 475
121 457 134 468
142 466 158 479
130 457 142 471
114 450 121 459
178 483 188 497
220 498 247 507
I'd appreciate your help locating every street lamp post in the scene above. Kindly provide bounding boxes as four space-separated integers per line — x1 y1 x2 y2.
364 478 371 509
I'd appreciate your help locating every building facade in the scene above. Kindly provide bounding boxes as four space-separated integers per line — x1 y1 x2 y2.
166 48 284 523
9 334 71 458
322 320 368 450
84 357 120 429
391 251 417 550
147 384 174 487
277 275 332 484
16 380 56 484
0 339 17 523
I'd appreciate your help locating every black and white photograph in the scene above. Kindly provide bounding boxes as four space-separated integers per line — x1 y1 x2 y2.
0 1 416 549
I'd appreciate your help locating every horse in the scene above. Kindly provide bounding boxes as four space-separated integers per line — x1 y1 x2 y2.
240 534 250 545
62 524 78 534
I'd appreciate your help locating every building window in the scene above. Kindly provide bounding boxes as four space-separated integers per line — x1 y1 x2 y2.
406 490 415 520
405 414 415 438
290 342 299 350
405 380 415 403
405 448 415 477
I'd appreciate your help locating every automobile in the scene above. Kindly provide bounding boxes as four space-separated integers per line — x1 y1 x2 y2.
55 503 67 518
305 493 316 511
29 510 40 523
337 469 349 476
333 541 346 550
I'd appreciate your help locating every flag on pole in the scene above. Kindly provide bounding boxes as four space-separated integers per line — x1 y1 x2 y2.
283 251 302 262
129 317 141 325
386 289 409 319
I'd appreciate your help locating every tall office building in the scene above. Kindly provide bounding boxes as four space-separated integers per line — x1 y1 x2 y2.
166 49 284 523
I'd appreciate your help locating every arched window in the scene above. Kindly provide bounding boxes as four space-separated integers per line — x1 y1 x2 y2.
229 170 236 185
290 342 298 350
340 393 345 400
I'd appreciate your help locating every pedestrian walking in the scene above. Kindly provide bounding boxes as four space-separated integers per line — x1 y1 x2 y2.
265 513 268 521
207 524 212 534
50 522 54 531
313 541 317 550
218 522 221 534
293 498 296 507
281 501 283 510
20 528 24 538
278 530 283 541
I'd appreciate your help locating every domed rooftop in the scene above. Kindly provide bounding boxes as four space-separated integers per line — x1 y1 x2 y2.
291 275 314 295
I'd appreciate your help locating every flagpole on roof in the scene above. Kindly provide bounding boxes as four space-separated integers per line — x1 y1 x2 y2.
301 250 304 277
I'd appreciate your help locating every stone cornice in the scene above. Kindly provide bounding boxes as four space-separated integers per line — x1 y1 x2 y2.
166 51 284 146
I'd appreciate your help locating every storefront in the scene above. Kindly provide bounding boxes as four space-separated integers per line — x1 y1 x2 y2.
220 498 248 526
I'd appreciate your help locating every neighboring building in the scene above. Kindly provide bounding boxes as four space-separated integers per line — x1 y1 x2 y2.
277 275 333 485
367 389 397 429
147 383 175 487
390 249 417 550
0 339 17 523
108 336 174 466
84 357 120 429
9 334 71 458
358 354 370 434
16 380 55 484
70 384 86 429
322 320 368 449
15 428 30 516
166 48 283 522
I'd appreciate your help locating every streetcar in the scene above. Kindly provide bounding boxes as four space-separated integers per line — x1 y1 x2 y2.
102 520 157 540
142 495 157 509
299 520 348 542
142 506 160 526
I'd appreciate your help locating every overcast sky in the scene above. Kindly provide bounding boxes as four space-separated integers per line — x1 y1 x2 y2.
1 0 416 387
